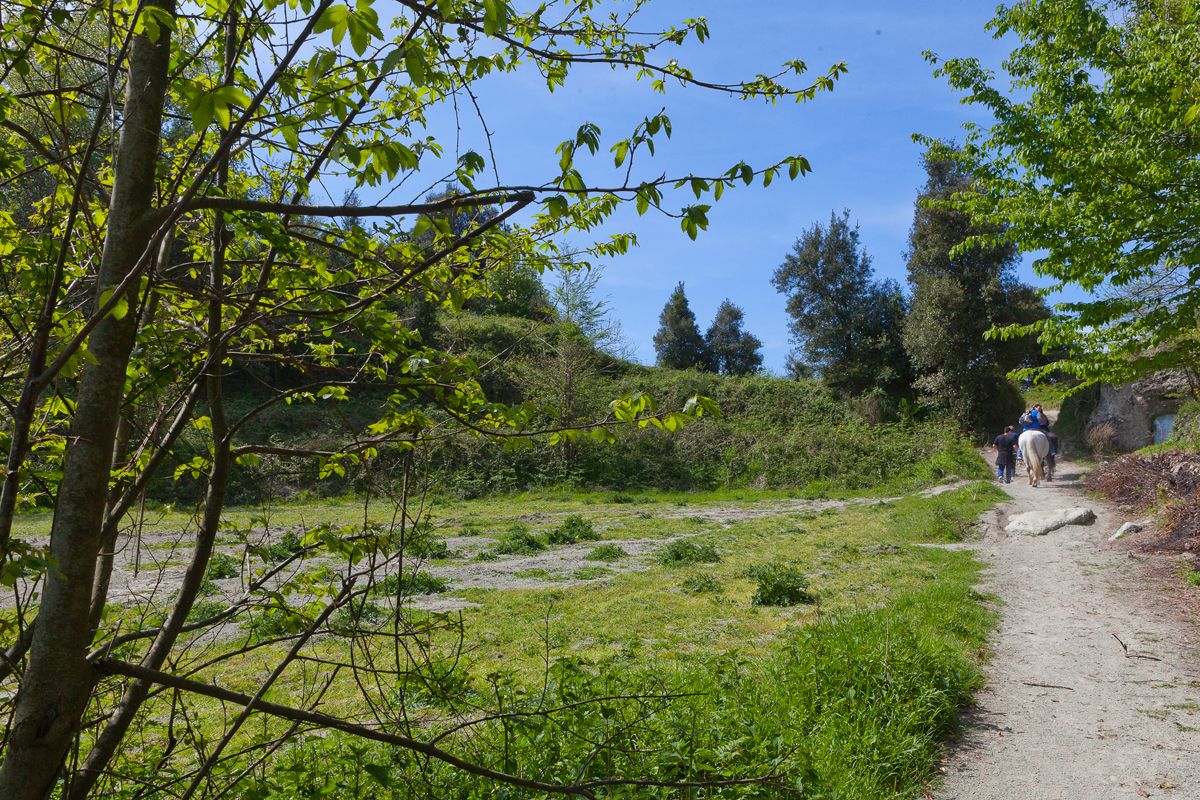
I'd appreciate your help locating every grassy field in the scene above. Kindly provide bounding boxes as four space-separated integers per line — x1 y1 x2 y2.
45 477 1009 799
42 474 1008 800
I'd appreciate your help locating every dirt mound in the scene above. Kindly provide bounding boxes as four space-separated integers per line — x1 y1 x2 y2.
1086 451 1200 551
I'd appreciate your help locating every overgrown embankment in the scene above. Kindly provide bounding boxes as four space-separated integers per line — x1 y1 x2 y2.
182 312 983 504
1088 451 1200 549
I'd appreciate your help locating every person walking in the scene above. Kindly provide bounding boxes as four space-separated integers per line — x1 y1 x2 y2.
994 425 1019 483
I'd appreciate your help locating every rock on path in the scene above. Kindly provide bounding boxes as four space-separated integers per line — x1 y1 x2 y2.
935 462 1200 799
1004 507 1096 536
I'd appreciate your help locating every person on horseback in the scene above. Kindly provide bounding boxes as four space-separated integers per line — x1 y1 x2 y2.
1017 403 1051 463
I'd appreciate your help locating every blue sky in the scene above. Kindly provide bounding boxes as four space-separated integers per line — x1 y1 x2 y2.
364 1 1062 373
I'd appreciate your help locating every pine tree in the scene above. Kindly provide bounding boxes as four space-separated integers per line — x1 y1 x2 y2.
653 282 711 370
705 300 763 376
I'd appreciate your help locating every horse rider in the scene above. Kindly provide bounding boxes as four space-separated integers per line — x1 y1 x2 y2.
1017 403 1052 462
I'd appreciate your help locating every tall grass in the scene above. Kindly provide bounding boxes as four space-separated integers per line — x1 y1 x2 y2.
231 578 990 800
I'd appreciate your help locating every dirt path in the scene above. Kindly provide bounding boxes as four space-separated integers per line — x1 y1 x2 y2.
936 460 1200 799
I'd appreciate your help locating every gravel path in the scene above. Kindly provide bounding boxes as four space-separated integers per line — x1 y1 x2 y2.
935 460 1200 799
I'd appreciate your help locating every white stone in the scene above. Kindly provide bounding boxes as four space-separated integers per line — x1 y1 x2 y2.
1108 520 1148 542
1005 507 1097 536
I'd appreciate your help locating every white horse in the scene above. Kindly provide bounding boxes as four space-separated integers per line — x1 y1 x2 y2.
1018 429 1050 487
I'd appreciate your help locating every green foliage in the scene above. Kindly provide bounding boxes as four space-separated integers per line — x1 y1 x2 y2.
546 514 601 544
773 210 911 397
681 572 723 594
405 524 452 559
375 570 450 597
490 525 547 556
749 563 816 606
263 531 303 563
927 1 1200 389
902 154 1049 434
227 578 991 800
704 300 763 376
205 552 240 580
652 282 711 370
585 543 628 562
659 539 721 566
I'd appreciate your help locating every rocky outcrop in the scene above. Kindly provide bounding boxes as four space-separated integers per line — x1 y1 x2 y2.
1084 370 1194 452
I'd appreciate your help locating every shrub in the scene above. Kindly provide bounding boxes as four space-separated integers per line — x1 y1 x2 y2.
490 525 546 556
264 530 303 562
185 599 225 623
682 573 722 594
750 564 816 606
405 524 452 559
547 515 601 544
659 539 720 566
376 570 450 597
585 544 628 562
329 601 387 634
205 551 240 580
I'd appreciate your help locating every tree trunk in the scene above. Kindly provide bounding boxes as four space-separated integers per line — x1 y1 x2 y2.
0 5 174 797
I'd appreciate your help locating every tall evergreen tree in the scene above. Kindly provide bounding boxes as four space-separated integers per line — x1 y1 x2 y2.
705 300 763 376
772 210 911 397
902 154 1049 432
653 282 711 370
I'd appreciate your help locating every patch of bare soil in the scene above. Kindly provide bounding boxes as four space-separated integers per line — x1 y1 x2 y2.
934 458 1200 800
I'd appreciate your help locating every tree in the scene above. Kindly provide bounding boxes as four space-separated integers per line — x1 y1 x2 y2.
924 0 1200 390
902 154 1049 432
772 210 911 397
653 282 711 370
0 1 844 796
705 300 763 376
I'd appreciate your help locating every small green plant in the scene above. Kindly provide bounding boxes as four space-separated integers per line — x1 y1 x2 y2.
405 525 452 559
329 601 387 634
1185 569 1200 587
490 524 546 556
750 564 816 607
682 573 723 594
186 599 225 623
585 544 628 562
244 605 309 638
264 530 303 562
459 523 483 536
659 539 721 566
376 570 450 596
547 515 601 545
609 492 637 504
205 551 240 580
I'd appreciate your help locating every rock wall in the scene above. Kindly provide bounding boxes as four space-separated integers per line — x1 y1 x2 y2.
1085 370 1195 452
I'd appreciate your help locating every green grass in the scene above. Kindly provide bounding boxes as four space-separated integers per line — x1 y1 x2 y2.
66 477 1004 800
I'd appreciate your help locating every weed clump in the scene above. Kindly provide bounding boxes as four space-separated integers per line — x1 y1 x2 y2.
682 573 723 594
205 552 240 580
490 524 546 556
547 515 602 545
263 530 303 562
405 527 452 559
586 544 628 562
749 564 816 607
376 570 449 596
659 539 720 566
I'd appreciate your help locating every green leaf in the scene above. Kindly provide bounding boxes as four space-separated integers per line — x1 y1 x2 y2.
364 764 392 787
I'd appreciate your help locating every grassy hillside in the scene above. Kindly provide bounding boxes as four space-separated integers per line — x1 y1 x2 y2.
149 313 985 505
